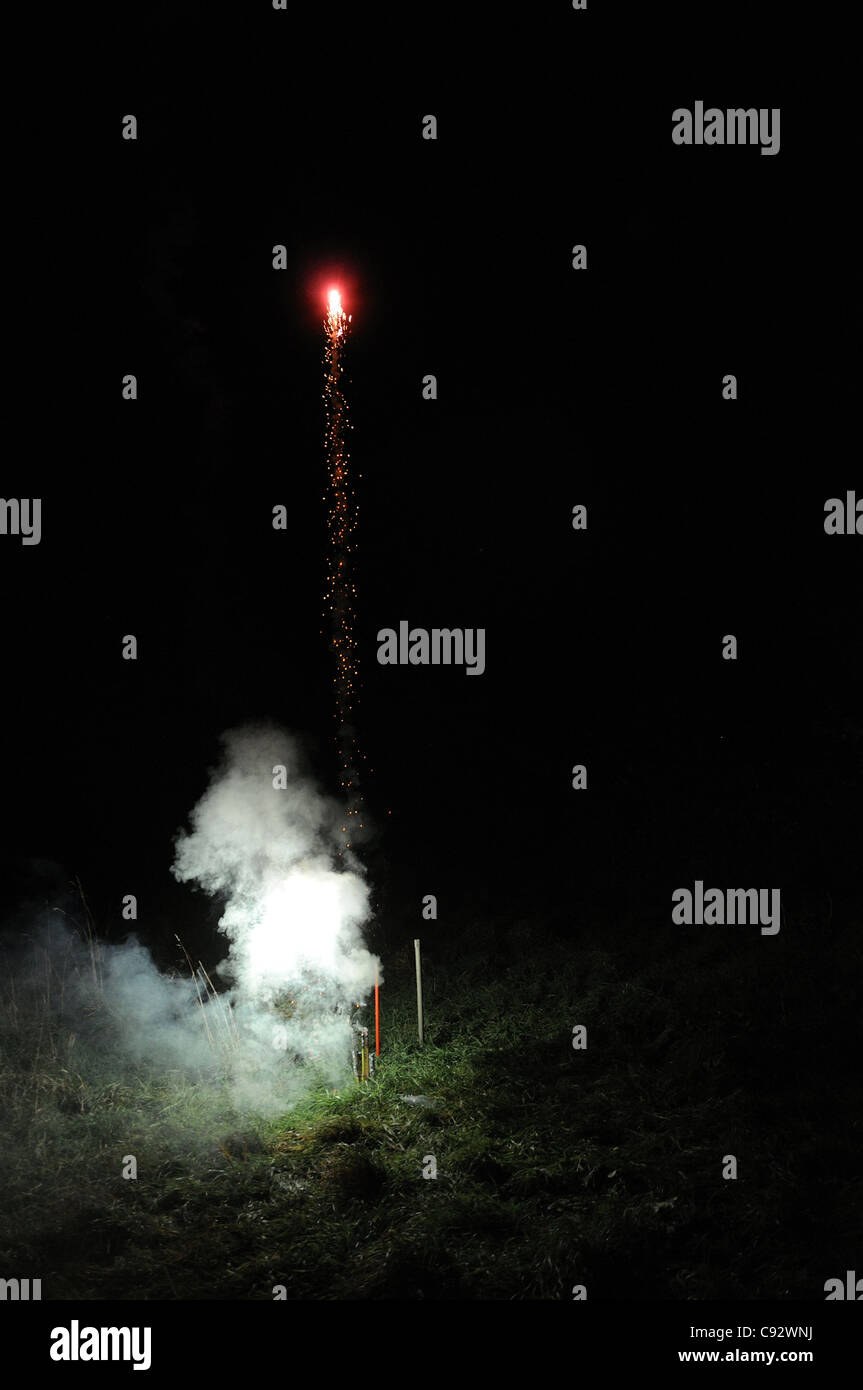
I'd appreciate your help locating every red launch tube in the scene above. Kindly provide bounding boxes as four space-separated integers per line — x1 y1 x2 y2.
375 964 380 1056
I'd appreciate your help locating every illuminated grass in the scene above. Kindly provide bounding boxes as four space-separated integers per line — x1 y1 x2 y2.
0 914 858 1298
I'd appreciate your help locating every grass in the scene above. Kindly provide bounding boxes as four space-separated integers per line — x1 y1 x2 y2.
0 911 860 1299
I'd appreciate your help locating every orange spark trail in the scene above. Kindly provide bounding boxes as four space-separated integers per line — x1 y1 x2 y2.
322 289 364 855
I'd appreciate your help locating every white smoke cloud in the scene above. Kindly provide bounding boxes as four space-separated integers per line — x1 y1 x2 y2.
1 726 378 1125
170 723 381 1111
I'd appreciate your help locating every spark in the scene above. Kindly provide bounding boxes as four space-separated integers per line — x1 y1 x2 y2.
322 286 364 854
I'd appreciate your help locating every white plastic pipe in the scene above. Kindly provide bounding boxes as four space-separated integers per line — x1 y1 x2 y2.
414 938 424 1045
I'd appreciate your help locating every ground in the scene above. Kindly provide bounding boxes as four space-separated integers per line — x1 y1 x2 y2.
1 913 859 1299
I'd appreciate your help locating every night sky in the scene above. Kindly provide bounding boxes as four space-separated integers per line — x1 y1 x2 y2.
3 11 859 957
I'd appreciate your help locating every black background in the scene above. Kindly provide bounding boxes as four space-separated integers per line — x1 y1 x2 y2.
3 6 859 964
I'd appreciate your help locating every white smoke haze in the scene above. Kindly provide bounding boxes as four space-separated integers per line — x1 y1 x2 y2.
0 724 382 1123
169 723 382 1112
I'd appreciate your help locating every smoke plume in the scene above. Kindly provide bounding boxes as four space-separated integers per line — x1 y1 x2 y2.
0 725 381 1125
169 724 380 1110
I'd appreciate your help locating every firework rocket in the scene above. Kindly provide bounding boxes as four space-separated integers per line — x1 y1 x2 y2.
322 288 364 853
